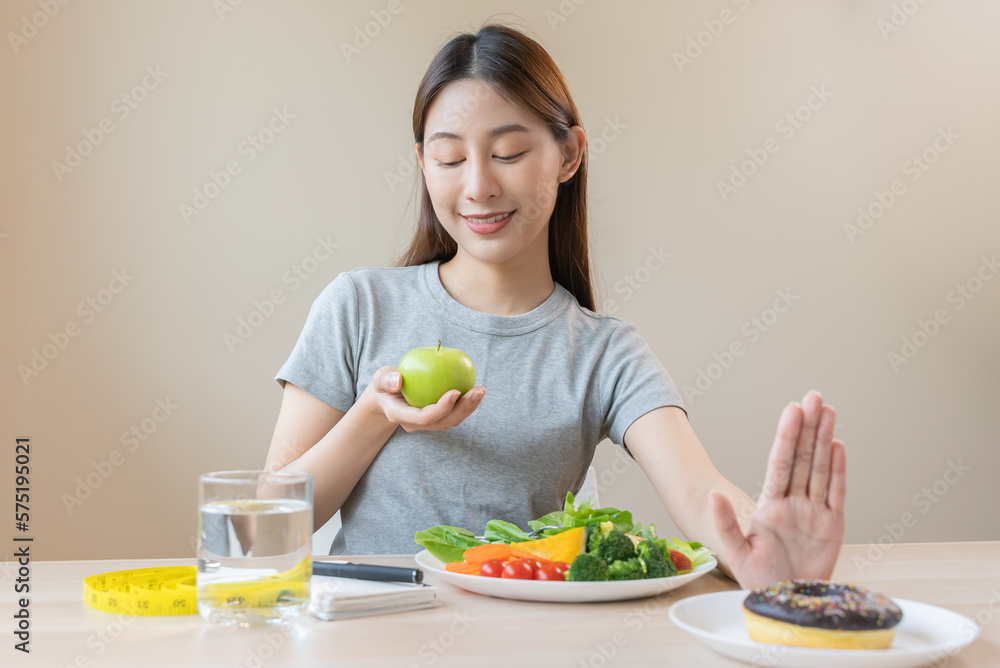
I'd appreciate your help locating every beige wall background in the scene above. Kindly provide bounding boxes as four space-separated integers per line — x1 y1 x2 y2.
2 0 998 563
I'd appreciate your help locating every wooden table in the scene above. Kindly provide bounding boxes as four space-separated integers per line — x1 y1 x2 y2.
7 542 998 667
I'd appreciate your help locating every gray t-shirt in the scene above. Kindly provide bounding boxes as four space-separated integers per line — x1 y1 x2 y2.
275 260 685 555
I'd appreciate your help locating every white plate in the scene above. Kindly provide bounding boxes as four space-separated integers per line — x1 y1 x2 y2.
413 549 717 603
668 590 981 668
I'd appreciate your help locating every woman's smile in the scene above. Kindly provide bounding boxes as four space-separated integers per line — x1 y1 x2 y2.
462 210 515 234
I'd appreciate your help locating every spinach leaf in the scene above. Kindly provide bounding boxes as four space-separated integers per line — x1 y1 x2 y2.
414 525 485 563
483 519 532 543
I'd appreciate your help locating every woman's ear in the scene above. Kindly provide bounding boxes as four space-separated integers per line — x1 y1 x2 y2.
559 126 586 184
415 143 425 172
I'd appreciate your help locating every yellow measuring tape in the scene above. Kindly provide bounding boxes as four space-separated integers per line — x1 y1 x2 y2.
83 557 311 616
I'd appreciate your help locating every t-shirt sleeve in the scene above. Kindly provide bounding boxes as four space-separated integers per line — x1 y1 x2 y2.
274 271 359 412
598 321 686 451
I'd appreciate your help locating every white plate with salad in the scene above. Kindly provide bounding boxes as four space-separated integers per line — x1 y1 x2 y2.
412 492 719 603
415 550 718 603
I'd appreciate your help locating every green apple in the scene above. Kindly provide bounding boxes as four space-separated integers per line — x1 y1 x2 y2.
398 340 476 408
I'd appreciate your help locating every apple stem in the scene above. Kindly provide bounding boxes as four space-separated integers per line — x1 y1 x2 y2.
437 339 441 352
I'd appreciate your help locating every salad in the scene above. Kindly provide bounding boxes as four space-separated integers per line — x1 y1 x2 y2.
414 492 714 582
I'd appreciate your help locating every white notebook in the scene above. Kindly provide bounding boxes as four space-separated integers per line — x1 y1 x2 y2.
308 575 438 621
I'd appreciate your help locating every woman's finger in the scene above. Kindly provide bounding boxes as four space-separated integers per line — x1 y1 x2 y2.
452 387 485 419
415 389 462 424
760 401 803 501
385 385 484 431
710 491 751 567
788 391 823 495
827 439 847 513
808 405 836 504
386 389 458 426
427 387 485 430
372 366 401 393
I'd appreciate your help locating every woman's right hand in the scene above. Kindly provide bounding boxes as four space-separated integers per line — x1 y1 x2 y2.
367 366 486 432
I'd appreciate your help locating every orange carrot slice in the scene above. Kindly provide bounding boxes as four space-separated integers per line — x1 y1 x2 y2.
445 561 483 575
461 543 513 563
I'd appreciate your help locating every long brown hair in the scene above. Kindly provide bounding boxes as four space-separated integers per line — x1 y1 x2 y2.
393 21 596 312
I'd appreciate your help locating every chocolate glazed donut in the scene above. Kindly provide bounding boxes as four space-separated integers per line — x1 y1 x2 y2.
742 579 903 649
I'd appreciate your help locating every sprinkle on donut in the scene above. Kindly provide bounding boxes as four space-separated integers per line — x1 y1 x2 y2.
743 579 903 631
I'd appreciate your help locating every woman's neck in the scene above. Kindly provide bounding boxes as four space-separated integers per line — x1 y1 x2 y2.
437 251 555 316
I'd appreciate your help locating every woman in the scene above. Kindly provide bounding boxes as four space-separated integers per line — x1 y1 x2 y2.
264 22 846 589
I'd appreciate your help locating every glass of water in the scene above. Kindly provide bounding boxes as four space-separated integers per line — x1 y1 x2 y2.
197 470 313 627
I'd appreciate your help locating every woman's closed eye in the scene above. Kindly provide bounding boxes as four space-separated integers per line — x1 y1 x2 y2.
436 151 528 167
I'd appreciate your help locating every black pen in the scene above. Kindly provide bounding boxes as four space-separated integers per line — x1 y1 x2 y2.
312 560 424 585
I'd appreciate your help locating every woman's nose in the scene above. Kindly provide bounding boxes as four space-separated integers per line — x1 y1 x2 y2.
463 155 502 201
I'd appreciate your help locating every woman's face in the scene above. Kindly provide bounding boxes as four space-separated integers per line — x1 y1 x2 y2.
417 79 580 267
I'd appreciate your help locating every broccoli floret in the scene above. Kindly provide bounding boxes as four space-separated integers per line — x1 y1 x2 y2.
585 521 638 565
586 520 614 552
593 530 636 564
607 557 645 581
567 553 610 581
636 540 677 579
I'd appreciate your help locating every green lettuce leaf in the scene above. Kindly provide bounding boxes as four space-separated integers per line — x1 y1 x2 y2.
527 510 563 531
525 492 634 537
414 525 485 563
483 519 532 544
664 536 715 569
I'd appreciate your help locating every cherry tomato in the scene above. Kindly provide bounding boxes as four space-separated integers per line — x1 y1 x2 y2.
534 563 566 581
669 549 692 571
502 559 535 580
551 562 570 575
479 559 505 578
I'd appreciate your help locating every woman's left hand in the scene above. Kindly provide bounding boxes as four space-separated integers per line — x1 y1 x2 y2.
710 390 846 590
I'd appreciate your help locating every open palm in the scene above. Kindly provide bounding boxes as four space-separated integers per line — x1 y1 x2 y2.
711 391 846 590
